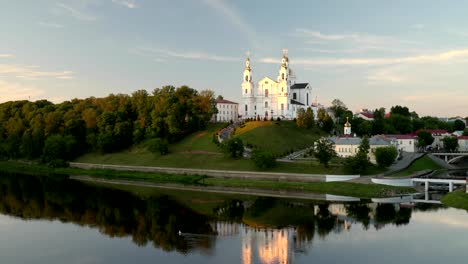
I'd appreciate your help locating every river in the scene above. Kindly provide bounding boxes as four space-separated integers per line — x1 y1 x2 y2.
0 172 467 264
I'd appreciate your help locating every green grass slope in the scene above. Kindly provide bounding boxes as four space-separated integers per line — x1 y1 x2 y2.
390 156 443 177
235 121 322 155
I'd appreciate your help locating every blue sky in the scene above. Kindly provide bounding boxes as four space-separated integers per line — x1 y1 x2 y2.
1 0 468 117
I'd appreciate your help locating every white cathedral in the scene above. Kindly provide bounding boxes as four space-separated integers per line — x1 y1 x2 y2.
241 50 315 120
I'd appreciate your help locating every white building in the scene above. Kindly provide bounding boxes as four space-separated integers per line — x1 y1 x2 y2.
214 98 239 122
385 135 417 153
330 136 392 164
241 50 315 120
458 136 468 151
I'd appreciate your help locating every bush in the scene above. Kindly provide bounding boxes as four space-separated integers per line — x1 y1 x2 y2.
375 146 398 168
47 159 69 168
252 149 277 169
147 138 169 155
224 137 244 158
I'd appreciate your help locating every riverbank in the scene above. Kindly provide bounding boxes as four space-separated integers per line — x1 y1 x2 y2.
441 191 468 210
0 160 415 198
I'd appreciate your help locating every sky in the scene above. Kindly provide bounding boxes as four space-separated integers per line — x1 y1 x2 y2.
1 0 468 117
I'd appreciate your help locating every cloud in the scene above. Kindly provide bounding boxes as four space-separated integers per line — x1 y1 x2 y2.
0 54 13 58
295 28 419 53
260 48 468 66
38 21 64 28
368 69 404 83
201 0 259 48
0 80 44 102
111 0 138 8
401 91 468 103
56 2 97 21
0 64 74 80
132 47 238 62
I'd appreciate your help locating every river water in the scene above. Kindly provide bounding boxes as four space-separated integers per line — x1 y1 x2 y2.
0 172 467 264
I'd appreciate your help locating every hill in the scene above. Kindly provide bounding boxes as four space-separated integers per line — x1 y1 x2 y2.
76 121 344 174
235 121 322 156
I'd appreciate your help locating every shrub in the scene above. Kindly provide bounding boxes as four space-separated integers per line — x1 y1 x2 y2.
252 149 277 169
375 146 398 168
224 137 244 158
147 138 169 155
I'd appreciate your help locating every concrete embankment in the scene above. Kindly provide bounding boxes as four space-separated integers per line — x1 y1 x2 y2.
70 162 358 183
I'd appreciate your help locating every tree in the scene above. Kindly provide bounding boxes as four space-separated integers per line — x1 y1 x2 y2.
454 119 466 131
296 108 306 128
147 138 169 155
345 136 370 174
375 146 398 168
442 136 458 152
417 130 434 151
329 99 348 125
317 108 334 133
251 149 276 169
313 138 336 167
390 105 410 117
304 107 315 129
225 137 244 158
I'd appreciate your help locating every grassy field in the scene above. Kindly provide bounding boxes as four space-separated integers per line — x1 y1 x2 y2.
235 120 322 155
75 121 347 174
390 155 443 177
441 191 468 210
0 160 414 198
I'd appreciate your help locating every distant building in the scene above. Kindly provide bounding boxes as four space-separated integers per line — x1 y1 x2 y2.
385 134 417 153
412 129 451 150
355 109 374 121
214 98 239 122
241 50 316 120
457 136 468 151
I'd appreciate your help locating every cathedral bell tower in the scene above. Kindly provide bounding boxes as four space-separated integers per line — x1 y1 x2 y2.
277 49 289 83
242 54 253 97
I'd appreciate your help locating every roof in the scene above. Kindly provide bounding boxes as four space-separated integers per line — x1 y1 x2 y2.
215 99 238 104
290 83 309 89
413 129 449 135
385 134 416 140
458 136 468 140
290 99 304 106
329 136 391 146
357 112 374 119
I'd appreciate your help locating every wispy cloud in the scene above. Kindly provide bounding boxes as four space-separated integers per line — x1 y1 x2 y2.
295 28 419 53
0 64 74 80
201 0 259 48
112 0 138 9
56 2 97 21
0 80 44 102
260 48 468 66
0 54 13 58
38 21 64 28
367 69 405 83
132 47 238 62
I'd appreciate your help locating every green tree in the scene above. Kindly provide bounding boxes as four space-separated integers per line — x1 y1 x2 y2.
313 138 336 168
390 105 410 117
251 149 277 169
224 137 244 158
304 107 315 129
375 146 398 168
345 136 370 174
417 130 434 151
442 136 458 152
147 138 169 155
317 108 334 133
296 108 306 128
454 119 466 131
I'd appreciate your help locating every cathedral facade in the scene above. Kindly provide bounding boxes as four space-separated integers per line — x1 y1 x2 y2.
241 51 314 120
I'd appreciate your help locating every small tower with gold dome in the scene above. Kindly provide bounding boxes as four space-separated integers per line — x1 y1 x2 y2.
344 117 352 135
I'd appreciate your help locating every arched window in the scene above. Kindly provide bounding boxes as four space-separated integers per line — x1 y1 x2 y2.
245 105 248 111
245 75 248 82
245 89 247 94
265 101 268 108
265 89 269 97
306 93 309 105
281 73 284 80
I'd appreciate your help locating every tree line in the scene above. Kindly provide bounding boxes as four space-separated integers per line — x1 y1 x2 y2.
0 86 216 164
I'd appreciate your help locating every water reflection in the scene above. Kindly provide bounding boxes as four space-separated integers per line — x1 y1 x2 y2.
0 172 451 263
